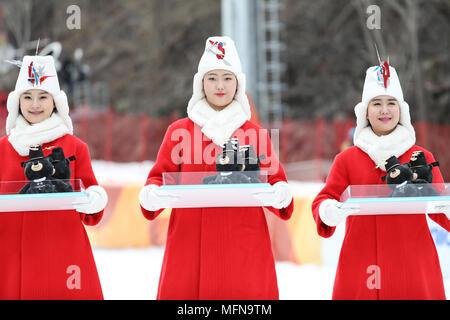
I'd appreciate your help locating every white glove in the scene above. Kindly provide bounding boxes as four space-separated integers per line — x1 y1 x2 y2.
319 199 360 227
433 204 450 220
253 181 293 209
73 185 108 214
139 184 179 212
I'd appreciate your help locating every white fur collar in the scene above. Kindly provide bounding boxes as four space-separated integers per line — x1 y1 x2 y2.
187 98 249 147
354 125 415 171
8 113 71 156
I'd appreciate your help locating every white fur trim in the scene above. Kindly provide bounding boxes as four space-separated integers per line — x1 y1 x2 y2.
188 98 248 147
234 72 251 119
187 68 251 120
6 89 73 135
397 101 415 138
354 125 415 171
353 100 415 145
8 113 71 156
5 91 19 134
52 90 73 134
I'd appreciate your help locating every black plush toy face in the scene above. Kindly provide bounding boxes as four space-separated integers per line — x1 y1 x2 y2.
215 139 245 172
242 146 259 171
241 145 261 179
216 151 245 172
244 159 259 172
409 151 433 183
412 166 433 183
386 164 413 185
52 159 71 180
49 147 73 180
24 158 55 181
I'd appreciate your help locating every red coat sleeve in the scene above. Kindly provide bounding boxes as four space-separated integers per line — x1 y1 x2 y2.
75 140 104 226
424 150 450 231
141 123 180 220
311 152 350 238
258 128 293 220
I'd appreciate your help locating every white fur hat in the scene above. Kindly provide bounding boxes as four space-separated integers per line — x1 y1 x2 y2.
354 64 415 141
187 36 251 119
6 55 73 135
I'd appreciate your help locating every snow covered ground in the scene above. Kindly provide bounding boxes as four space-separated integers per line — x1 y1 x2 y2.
91 160 450 300
92 245 449 300
91 246 338 300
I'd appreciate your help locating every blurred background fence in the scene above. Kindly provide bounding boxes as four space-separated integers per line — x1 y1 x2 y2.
1 98 448 181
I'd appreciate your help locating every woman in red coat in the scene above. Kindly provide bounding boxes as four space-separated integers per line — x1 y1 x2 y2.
139 36 294 300
0 55 107 299
312 61 450 299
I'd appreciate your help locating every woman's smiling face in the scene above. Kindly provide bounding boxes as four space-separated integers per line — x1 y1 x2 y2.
203 69 237 111
366 95 400 136
19 89 55 124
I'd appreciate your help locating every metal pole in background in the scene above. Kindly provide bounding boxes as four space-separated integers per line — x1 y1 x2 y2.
221 0 258 109
222 0 286 128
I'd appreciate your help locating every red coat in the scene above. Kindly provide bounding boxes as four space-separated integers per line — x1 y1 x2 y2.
141 118 294 299
312 145 450 300
0 134 103 300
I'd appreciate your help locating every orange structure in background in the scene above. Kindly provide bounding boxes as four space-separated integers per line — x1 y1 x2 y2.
247 92 262 125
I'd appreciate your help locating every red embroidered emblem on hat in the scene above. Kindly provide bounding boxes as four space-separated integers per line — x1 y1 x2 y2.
208 40 225 60
27 61 55 86
381 61 390 88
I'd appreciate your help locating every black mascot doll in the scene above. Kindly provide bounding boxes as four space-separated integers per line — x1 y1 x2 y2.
203 138 256 184
382 155 420 197
19 146 73 194
408 151 440 196
408 151 439 183
49 147 76 180
241 144 265 183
